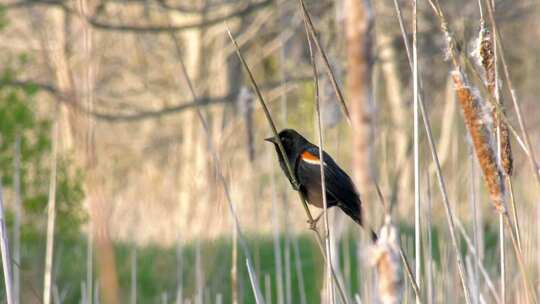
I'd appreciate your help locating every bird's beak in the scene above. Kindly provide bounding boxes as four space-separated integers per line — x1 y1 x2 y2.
264 136 278 144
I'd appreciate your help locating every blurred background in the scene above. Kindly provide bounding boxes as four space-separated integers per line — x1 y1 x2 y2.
0 0 539 303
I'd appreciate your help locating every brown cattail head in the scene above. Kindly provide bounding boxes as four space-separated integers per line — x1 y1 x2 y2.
368 216 403 304
477 26 513 176
452 71 506 213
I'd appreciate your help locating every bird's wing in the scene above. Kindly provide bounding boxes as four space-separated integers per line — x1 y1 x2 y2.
296 146 362 224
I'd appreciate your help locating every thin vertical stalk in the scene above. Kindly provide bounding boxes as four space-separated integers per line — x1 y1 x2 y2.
484 4 506 301
412 2 421 304
269 152 285 304
130 247 137 304
465 257 477 304
343 236 352 299
292 238 307 304
278 0 289 125
176 236 183 304
161 293 168 304
499 215 505 303
246 259 264 304
81 281 87 304
507 181 521 251
0 182 14 304
392 1 471 302
425 175 433 304
303 14 335 304
195 240 203 304
43 123 58 304
94 280 99 304
13 136 21 304
469 145 480 304
277 5 292 301
299 0 351 125
231 220 238 304
264 273 272 304
454 218 501 303
284 235 292 304
86 224 93 304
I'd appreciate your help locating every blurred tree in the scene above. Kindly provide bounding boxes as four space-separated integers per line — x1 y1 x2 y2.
0 66 86 303
346 0 374 199
0 68 86 233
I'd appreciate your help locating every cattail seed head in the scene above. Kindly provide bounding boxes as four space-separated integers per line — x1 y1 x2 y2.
452 71 506 213
369 217 403 304
477 26 514 176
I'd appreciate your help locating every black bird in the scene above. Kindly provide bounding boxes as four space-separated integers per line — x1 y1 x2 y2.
265 129 365 227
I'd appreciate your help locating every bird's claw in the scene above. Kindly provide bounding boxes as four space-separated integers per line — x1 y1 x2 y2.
307 212 323 230
307 219 318 230
291 180 301 191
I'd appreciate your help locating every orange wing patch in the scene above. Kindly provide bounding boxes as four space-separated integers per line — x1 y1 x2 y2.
301 151 321 165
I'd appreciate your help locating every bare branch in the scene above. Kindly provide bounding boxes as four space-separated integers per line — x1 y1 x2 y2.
3 0 273 33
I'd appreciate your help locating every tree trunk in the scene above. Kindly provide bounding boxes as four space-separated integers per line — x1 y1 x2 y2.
47 6 120 304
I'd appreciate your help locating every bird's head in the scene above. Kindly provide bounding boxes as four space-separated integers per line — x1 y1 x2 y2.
265 129 309 158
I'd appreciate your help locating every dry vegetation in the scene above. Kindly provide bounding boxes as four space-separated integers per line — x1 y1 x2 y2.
0 0 540 303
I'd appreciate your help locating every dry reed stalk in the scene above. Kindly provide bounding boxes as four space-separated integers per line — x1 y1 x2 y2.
284 233 292 304
13 136 21 304
425 175 434 304
299 0 352 126
292 238 307 304
43 123 58 304
246 259 264 304
86 223 93 304
369 217 403 304
0 182 14 304
231 221 238 304
303 14 336 304
130 247 137 304
412 3 422 304
216 293 223 304
176 236 183 304
269 153 285 304
451 71 506 212
264 273 272 304
468 145 480 304
454 217 501 303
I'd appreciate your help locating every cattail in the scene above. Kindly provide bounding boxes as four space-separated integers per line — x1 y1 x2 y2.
477 26 513 176
451 71 506 212
369 217 403 304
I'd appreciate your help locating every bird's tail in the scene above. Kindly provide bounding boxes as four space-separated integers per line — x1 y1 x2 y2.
339 200 363 227
339 200 378 243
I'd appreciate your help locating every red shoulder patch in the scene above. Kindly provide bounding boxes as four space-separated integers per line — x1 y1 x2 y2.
301 151 321 165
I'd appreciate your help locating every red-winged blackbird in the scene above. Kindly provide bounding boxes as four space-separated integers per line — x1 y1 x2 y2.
265 129 365 227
